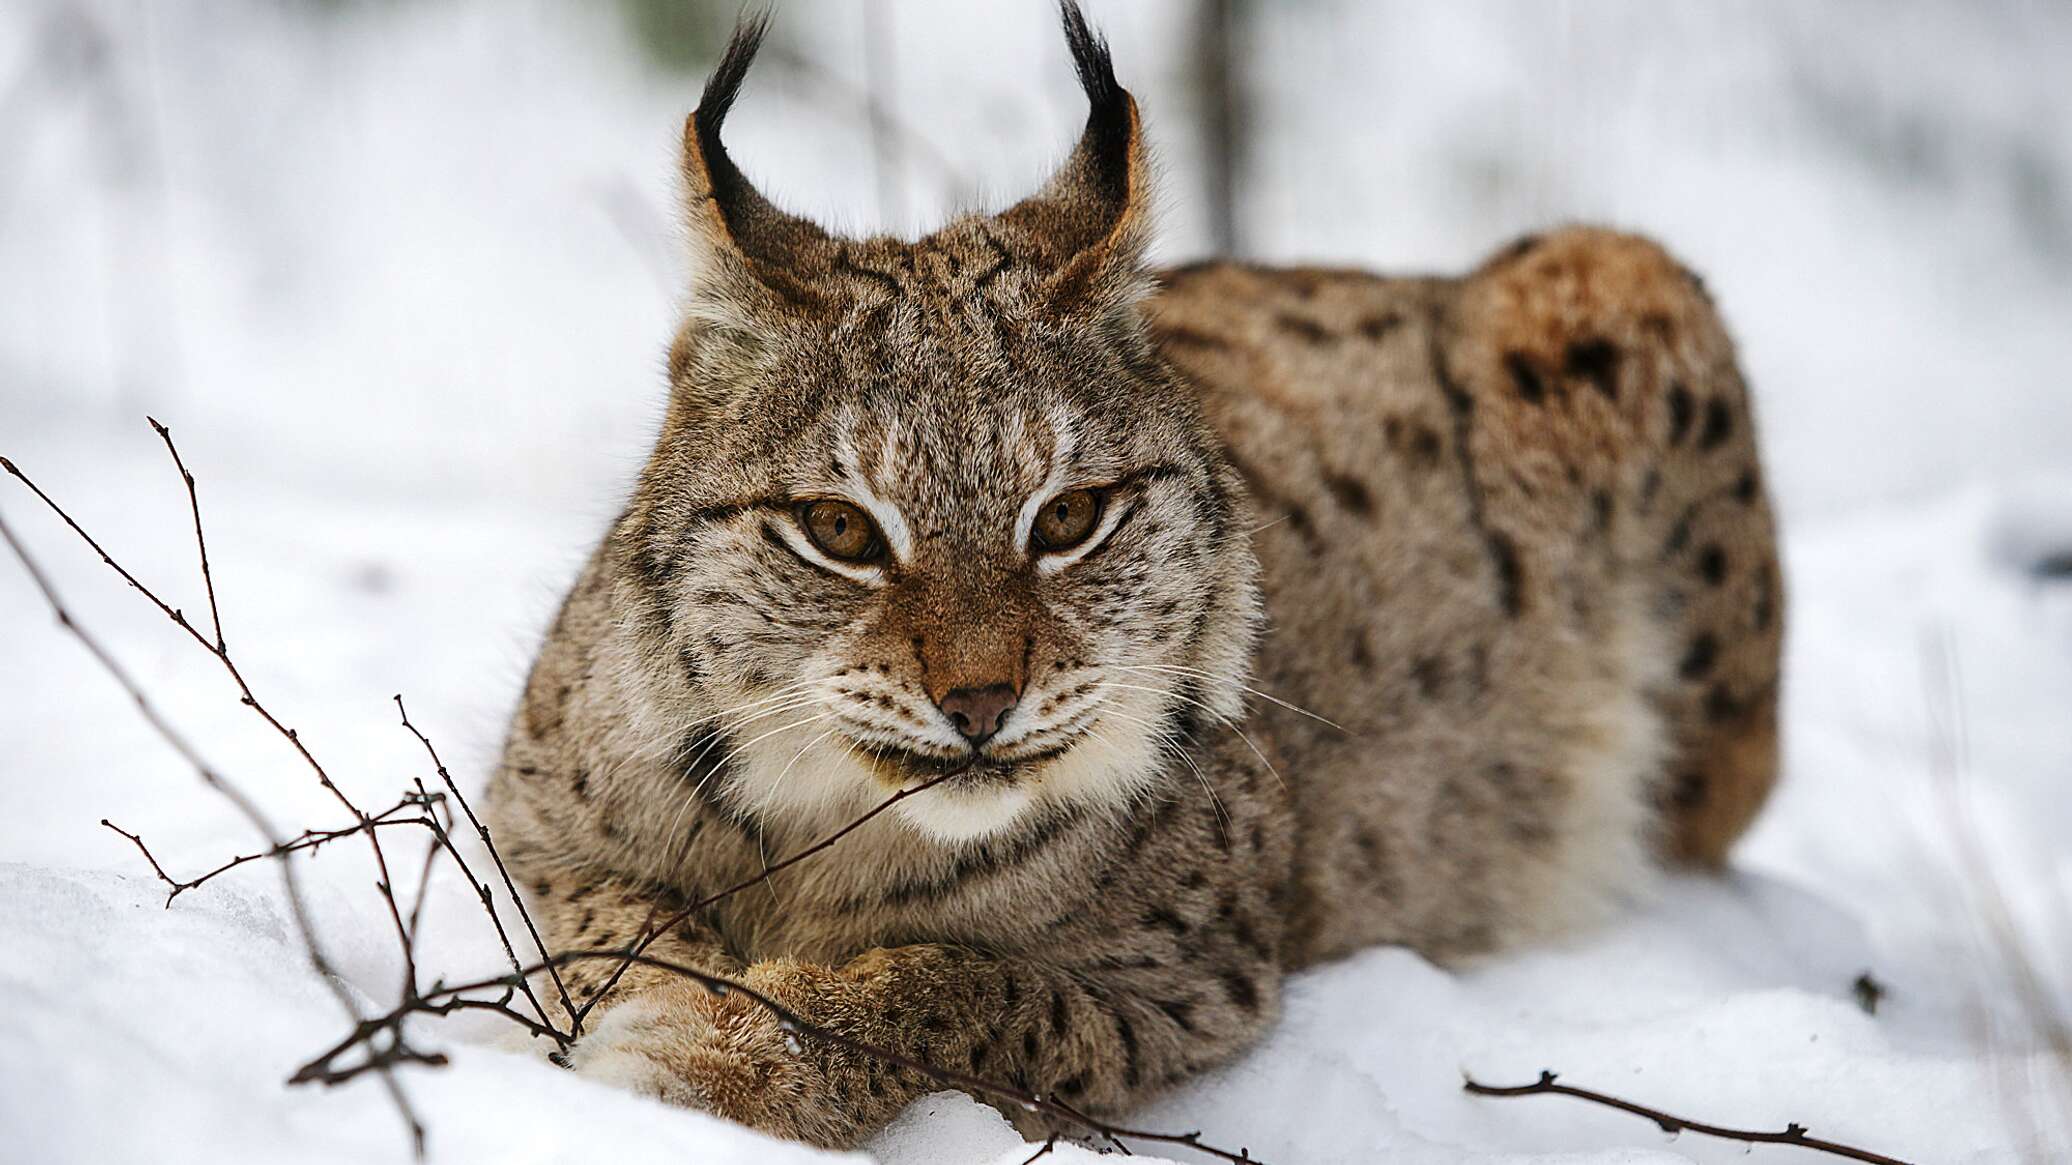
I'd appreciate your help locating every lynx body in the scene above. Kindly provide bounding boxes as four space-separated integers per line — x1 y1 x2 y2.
487 8 1781 1147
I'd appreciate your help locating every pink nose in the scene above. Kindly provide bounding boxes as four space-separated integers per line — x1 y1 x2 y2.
937 684 1018 746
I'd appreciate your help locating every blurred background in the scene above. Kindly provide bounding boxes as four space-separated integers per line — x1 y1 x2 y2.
3 3 2071 1158
5 0 2070 518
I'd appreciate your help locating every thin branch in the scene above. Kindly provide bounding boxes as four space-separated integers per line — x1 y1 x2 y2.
5 433 420 980
1463 1071 1915 1165
394 694 576 1041
0 500 427 1155
572 766 963 1028
305 950 1260 1165
101 806 432 905
148 416 222 650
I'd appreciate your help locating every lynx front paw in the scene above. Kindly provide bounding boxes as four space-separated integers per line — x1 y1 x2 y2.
564 979 853 1146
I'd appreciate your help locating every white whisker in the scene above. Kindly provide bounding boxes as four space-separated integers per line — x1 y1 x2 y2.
1088 680 1288 793
1115 663 1345 732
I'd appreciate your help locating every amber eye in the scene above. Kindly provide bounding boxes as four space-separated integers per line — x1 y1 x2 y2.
1032 488 1105 552
798 499 883 562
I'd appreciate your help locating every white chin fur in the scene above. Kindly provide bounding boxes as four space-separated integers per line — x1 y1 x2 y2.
893 781 1035 842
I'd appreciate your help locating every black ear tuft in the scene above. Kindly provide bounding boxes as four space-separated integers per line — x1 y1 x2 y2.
692 11 772 204
1054 0 1135 216
1059 1 1125 122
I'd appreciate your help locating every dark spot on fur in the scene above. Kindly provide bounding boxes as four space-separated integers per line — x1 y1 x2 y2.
1564 338 1621 401
1665 514 1693 555
1231 917 1270 960
1671 771 1708 810
1409 426 1443 466
1022 1031 1039 1060
1325 473 1374 517
1221 970 1260 1012
1115 1012 1142 1086
1156 324 1233 351
1274 312 1332 343
1734 469 1761 503
1699 398 1734 450
1488 532 1524 616
1680 264 1714 304
1680 633 1720 679
1592 489 1614 532
1334 634 1367 671
1155 998 1196 1031
1639 467 1663 512
1697 543 1728 585
1283 505 1321 553
1706 683 1742 722
1143 906 1190 937
1411 655 1445 699
1504 352 1546 404
1495 233 1543 264
1050 990 1070 1036
1056 1071 1087 1097
1357 311 1403 341
1280 270 1324 299
1666 382 1694 444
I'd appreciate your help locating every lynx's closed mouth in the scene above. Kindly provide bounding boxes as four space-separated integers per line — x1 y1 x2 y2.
867 743 1074 788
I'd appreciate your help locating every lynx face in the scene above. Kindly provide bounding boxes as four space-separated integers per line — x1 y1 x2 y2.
613 31 1258 842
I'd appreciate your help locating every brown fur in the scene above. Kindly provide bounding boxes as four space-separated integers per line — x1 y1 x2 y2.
485 10 1781 1149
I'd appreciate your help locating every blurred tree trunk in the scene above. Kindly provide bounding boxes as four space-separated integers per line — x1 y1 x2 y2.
1195 0 1248 258
861 0 903 229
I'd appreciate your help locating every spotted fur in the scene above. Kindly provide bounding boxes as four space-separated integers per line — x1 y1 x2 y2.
488 6 1781 1148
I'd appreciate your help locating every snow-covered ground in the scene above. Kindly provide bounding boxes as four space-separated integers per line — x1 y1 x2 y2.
4 2 2070 1162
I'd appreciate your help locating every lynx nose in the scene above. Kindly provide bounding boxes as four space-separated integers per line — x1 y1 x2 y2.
937 684 1018 747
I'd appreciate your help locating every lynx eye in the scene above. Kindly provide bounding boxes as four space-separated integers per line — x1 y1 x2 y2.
797 499 883 562
1032 488 1105 552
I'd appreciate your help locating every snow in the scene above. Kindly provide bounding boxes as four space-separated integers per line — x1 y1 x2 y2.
4 1 2070 1162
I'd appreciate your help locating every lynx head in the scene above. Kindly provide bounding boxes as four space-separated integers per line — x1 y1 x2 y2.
613 4 1259 843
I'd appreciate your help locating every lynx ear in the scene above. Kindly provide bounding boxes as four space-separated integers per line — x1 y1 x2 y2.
998 2 1153 310
682 14 833 309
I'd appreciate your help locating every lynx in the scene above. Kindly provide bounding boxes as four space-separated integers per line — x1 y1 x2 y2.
487 5 1781 1148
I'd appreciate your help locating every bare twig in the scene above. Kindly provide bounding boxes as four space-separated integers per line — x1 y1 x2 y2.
305 949 1258 1164
0 498 428 1155
6 427 421 985
394 694 576 1039
1463 1071 1914 1165
150 416 223 650
573 765 964 1028
101 805 432 905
